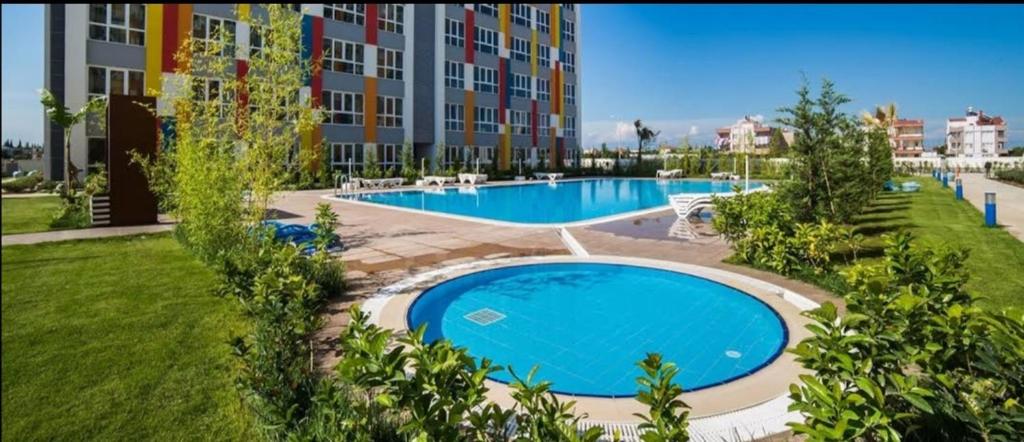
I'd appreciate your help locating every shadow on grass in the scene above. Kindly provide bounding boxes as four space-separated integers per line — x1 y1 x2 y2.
854 223 917 237
859 205 910 215
2 255 105 270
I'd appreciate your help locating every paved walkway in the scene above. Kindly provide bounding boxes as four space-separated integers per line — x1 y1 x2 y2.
1 223 175 246
959 173 1024 242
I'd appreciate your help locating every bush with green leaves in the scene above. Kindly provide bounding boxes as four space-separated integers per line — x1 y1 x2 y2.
1 174 43 193
320 304 695 441
994 168 1024 185
712 189 852 275
787 232 1024 441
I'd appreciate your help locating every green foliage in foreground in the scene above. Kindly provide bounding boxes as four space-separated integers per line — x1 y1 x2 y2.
1 196 61 235
788 232 1024 441
300 305 690 441
1 174 43 193
1 235 253 440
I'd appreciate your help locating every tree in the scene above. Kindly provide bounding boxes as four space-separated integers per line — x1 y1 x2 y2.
400 141 416 183
634 119 660 164
860 102 898 130
776 77 871 223
432 142 445 174
768 129 788 156
40 89 106 197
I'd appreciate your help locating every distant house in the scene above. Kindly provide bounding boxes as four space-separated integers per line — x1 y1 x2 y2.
714 116 791 154
890 119 925 158
946 107 1008 157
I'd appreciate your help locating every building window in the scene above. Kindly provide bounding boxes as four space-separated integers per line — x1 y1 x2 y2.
565 116 577 137
562 4 576 12
376 96 403 128
377 47 403 80
89 4 146 46
536 10 550 34
378 4 404 34
474 66 498 94
511 4 530 27
511 37 530 62
474 107 498 133
193 14 237 57
445 103 465 131
539 113 551 136
445 61 464 89
88 66 145 97
445 144 462 165
474 26 498 55
475 4 497 17
321 90 363 125
564 83 576 105
331 143 362 167
249 25 263 57
537 79 551 102
560 50 575 73
538 44 550 67
324 4 364 25
511 73 531 99
510 110 530 135
323 38 364 74
562 18 575 43
445 18 465 47
377 144 400 169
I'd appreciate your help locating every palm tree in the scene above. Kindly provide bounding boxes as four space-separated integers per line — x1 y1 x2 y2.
40 89 107 198
860 103 898 130
634 119 660 164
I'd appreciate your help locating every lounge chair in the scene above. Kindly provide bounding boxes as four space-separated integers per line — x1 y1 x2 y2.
533 172 564 182
883 180 897 192
457 173 488 185
900 181 921 192
260 220 343 256
656 169 683 179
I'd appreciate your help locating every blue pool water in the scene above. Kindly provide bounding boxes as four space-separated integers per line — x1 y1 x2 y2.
407 263 787 397
347 178 761 224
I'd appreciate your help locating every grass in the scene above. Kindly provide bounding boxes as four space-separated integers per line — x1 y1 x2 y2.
1 196 62 235
848 177 1024 309
1 234 253 441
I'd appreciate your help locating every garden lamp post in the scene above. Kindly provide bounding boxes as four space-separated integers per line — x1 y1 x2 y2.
985 192 997 227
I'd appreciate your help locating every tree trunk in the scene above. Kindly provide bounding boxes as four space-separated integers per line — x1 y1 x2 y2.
636 138 643 165
63 129 72 198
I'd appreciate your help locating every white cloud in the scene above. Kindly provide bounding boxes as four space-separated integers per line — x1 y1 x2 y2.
688 125 699 136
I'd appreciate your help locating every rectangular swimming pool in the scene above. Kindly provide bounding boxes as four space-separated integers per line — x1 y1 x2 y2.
338 178 762 225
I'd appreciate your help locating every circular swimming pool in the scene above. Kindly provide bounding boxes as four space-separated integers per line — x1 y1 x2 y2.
407 262 788 397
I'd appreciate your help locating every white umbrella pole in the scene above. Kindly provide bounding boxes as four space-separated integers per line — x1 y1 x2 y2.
744 155 750 192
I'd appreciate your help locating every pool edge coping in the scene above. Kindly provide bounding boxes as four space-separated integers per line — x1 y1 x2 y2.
360 255 819 441
320 177 756 228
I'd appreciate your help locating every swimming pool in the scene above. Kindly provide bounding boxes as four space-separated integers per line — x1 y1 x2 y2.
407 262 788 397
343 178 761 225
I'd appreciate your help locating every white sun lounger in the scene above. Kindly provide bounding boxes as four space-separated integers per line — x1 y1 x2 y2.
422 176 455 187
533 172 564 182
457 173 488 185
668 186 770 218
656 169 683 179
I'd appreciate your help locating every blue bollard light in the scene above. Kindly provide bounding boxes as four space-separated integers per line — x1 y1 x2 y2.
942 172 949 188
985 192 997 227
955 178 963 200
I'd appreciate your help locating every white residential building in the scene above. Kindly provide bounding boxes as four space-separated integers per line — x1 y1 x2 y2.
946 107 1007 157
714 116 791 154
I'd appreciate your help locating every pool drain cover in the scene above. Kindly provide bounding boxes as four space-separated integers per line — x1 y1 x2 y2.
465 308 506 326
725 350 742 358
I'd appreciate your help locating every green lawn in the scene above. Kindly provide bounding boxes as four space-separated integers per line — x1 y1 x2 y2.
849 178 1024 309
1 196 62 235
2 234 253 441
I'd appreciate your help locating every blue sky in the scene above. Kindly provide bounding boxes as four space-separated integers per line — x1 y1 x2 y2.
3 4 1022 148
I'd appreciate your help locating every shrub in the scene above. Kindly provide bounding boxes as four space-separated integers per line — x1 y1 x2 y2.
49 195 91 229
995 168 1024 185
712 189 852 275
788 232 1024 441
1 174 43 193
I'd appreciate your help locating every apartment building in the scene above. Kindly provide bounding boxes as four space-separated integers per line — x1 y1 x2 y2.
714 116 791 154
946 107 1007 157
890 119 924 158
43 4 582 180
